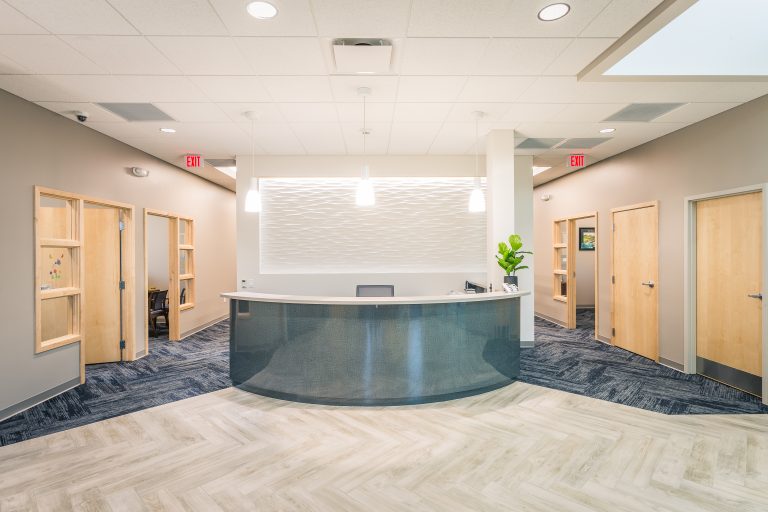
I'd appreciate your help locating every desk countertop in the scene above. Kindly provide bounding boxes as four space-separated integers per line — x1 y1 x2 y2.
221 290 529 306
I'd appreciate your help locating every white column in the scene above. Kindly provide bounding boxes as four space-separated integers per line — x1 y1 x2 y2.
486 130 534 346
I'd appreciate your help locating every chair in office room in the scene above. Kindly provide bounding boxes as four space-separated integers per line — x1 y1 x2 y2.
149 289 169 336
356 285 395 297
180 287 186 305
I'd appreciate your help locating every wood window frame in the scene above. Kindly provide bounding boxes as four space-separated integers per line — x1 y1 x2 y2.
35 186 136 383
144 209 195 353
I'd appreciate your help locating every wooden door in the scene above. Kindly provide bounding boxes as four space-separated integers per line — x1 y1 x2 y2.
84 207 122 363
612 203 659 360
696 192 763 394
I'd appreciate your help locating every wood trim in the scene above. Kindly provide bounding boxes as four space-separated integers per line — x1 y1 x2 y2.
40 334 82 352
553 295 567 303
40 238 80 248
179 244 194 250
552 269 566 275
41 287 80 299
610 201 659 214
35 186 134 210
180 303 195 311
179 273 195 281
168 217 181 341
594 213 600 342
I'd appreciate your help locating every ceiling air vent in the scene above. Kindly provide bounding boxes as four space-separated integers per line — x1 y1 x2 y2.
97 103 175 122
516 138 565 149
332 38 393 74
603 103 685 122
558 138 610 149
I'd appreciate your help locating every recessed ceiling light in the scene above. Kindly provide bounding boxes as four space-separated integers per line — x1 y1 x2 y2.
159 127 176 133
533 166 552 175
246 1 278 19
599 128 616 134
538 3 570 21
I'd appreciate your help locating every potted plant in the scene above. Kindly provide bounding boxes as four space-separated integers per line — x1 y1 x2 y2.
496 234 532 287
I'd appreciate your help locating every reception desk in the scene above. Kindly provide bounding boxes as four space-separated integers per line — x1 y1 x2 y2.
222 291 528 406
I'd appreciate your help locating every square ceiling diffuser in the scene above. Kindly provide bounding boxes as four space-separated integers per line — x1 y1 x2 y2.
558 138 611 149
516 138 565 149
603 103 685 122
333 38 393 74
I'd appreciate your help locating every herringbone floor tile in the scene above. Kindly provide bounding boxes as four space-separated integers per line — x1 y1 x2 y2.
1 382 767 511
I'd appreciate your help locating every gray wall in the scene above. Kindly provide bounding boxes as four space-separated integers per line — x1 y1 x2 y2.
534 94 768 364
0 89 236 415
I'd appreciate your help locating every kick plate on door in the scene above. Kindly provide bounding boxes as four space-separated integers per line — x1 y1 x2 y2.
697 357 762 397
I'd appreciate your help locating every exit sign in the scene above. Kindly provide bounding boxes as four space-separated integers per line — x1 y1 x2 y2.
569 154 585 168
185 154 202 168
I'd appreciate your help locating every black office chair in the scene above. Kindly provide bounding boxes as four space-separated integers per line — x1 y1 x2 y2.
356 285 395 297
180 287 186 305
149 289 169 336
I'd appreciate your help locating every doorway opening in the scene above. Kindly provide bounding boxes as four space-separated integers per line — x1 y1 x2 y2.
685 185 767 402
143 209 196 355
552 211 599 339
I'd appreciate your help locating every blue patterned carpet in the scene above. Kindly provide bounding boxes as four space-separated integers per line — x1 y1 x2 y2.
523 310 768 415
1 310 765 446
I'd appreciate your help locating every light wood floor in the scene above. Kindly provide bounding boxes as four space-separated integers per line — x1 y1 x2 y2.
1 382 767 512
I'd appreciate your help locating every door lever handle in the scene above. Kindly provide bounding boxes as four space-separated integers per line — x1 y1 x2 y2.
748 293 763 300
641 281 655 288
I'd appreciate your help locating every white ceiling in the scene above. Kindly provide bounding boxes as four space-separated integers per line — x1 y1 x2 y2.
0 0 766 190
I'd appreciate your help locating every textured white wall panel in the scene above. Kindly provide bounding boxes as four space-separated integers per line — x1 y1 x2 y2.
260 178 486 274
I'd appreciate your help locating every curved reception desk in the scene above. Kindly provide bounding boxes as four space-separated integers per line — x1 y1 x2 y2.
222 291 529 406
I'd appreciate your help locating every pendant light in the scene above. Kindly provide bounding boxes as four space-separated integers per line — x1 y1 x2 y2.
243 111 261 213
468 111 486 213
355 87 375 207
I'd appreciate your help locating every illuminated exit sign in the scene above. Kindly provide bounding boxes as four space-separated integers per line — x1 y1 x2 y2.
185 154 202 168
569 154 585 168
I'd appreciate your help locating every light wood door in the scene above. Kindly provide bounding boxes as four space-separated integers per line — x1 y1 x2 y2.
696 192 763 379
612 203 658 360
84 207 122 364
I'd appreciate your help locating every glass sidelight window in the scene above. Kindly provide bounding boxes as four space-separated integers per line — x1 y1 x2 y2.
178 217 195 310
553 220 568 302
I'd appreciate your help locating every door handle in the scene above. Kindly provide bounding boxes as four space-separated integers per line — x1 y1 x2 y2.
748 293 763 300
641 281 655 288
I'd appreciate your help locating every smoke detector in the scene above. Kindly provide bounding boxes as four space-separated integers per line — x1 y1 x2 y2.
332 38 393 74
131 167 149 178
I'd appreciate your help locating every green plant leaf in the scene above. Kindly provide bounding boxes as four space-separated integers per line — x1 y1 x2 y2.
508 234 523 251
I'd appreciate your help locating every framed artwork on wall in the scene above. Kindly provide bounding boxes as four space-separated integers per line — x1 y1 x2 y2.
579 227 596 251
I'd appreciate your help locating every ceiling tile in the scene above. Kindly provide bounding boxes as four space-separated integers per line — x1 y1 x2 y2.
190 76 272 102
35 101 127 123
0 53 30 74
218 102 286 124
341 123 391 154
61 36 179 75
400 38 488 75
0 35 104 74
290 123 347 153
445 103 512 123
234 37 327 75
152 103 230 123
209 0 317 36
107 0 227 36
429 123 477 154
35 75 209 102
387 123 442 153
4 0 137 35
311 0 411 37
329 76 400 102
581 0 663 38
502 103 566 122
458 76 536 102
251 124 306 154
408 0 512 37
543 38 615 76
475 38 571 75
392 103 452 123
551 103 629 123
261 76 333 102
501 0 611 37
336 102 394 123
278 103 339 123
0 2 47 34
397 76 467 102
149 37 251 75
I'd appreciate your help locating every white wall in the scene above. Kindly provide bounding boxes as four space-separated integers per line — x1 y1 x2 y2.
147 215 170 290
236 155 488 296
